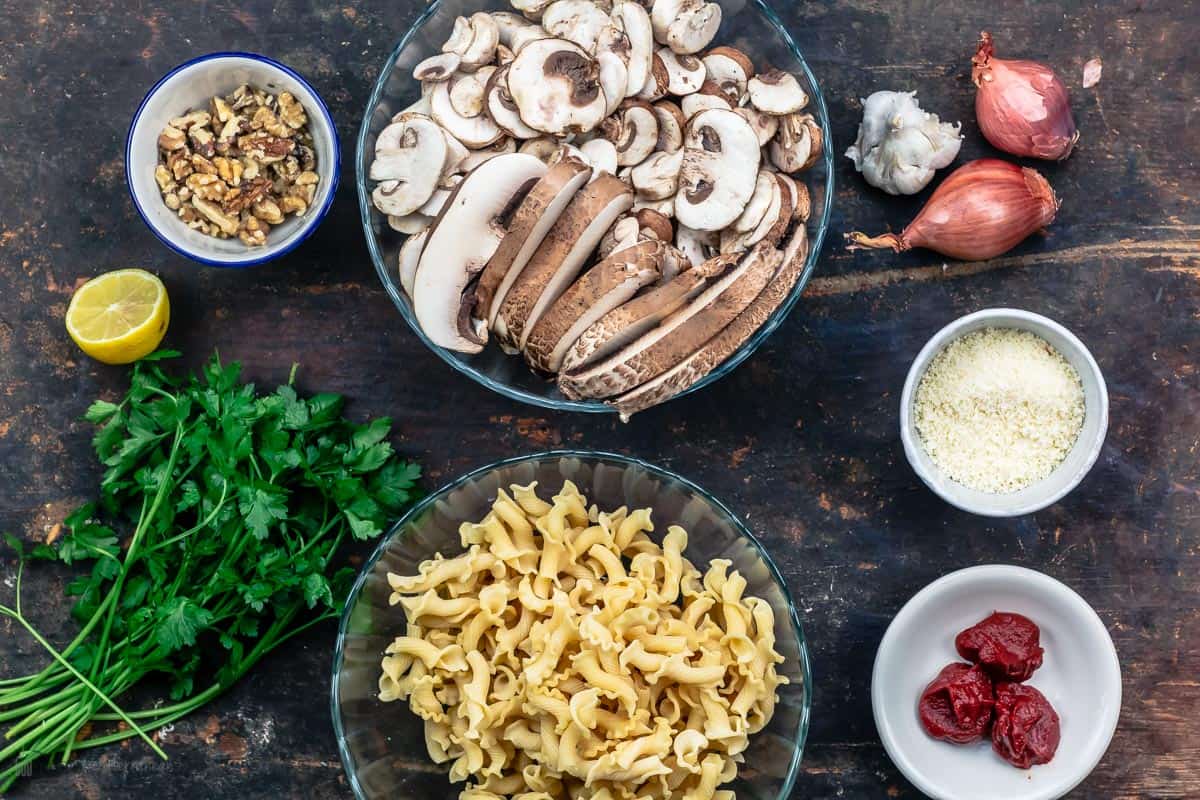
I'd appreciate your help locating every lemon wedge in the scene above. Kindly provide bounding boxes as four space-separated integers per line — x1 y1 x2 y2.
66 269 170 364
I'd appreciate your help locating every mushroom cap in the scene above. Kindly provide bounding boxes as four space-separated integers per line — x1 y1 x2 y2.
665 2 721 55
658 48 706 96
634 207 674 241
674 108 761 231
748 69 809 115
496 174 634 350
508 38 608 136
413 153 547 353
476 159 593 327
369 116 448 216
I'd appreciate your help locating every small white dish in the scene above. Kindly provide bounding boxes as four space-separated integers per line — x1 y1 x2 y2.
126 52 339 267
900 308 1108 517
872 564 1121 800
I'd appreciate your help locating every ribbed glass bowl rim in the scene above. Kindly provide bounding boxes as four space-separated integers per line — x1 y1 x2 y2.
356 0 835 413
330 449 813 800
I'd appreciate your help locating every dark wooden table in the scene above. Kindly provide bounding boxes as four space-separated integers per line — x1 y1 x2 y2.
1 0 1196 797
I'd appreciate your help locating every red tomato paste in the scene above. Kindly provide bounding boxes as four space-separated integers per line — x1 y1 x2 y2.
991 682 1061 768
917 662 995 743
955 611 1045 682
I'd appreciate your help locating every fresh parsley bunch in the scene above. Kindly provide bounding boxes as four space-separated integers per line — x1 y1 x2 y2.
0 352 420 790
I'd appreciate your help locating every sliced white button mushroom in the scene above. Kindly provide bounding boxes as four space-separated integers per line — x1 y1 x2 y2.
675 224 716 267
630 148 683 199
559 243 781 399
735 106 779 146
475 159 593 329
612 1 654 98
386 211 434 234
496 174 634 351
394 90 433 121
748 69 809 115
491 12 548 53
443 12 499 71
632 195 675 216
398 228 429 298
613 229 808 419
579 138 619 176
511 0 555 21
769 111 822 172
430 78 503 148
649 0 699 44
634 207 674 241
730 170 777 233
666 2 721 55
597 48 630 115
458 137 518 173
413 153 547 353
702 46 754 104
484 66 542 139
542 0 612 53
508 38 608 136
417 174 462 217
524 240 662 373
448 68 494 119
518 136 563 162
680 82 734 118
674 108 761 231
721 171 785 253
606 101 659 167
657 48 706 96
634 52 671 101
598 215 642 258
413 53 461 83
440 129 470 177
369 116 448 216
652 100 685 152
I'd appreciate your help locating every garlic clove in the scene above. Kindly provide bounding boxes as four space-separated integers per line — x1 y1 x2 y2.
846 90 961 195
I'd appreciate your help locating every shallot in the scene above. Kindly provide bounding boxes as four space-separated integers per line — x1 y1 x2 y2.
972 31 1078 161
845 158 1059 261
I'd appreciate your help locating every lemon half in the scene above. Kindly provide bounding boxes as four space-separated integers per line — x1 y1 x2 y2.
66 269 170 364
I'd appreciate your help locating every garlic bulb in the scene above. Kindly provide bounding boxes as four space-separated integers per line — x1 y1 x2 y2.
845 91 962 195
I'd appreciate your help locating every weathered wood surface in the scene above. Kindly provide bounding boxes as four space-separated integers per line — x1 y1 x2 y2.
0 0 1196 797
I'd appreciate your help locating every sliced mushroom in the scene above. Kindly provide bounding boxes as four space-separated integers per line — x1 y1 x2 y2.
484 66 541 139
459 137 518 174
441 130 470 178
659 244 690 281
635 207 673 241
511 0 554 21
417 174 463 217
666 2 721 55
524 240 662 373
730 170 776 234
496 44 515 65
448 68 494 119
735 106 779 146
768 112 822 173
558 243 780 398
674 108 760 231
579 138 619 176
560 262 713 372
387 211 435 234
747 69 809 115
413 153 547 353
395 93 433 119
778 173 811 222
475 159 593 329
496 174 634 350
652 101 686 152
680 81 734 118
702 46 754 104
634 52 671 101
414 53 461 82
597 48 630 115
675 224 715 267
369 116 448 216
658 48 706 96
598 215 641 258
649 0 697 44
491 12 548 53
606 101 659 166
519 136 563 162
431 78 504 148
612 1 654 98
612 228 808 419
443 12 499 71
720 171 785 253
630 148 683 199
398 228 429 298
509 38 608 135
632 195 675 216
542 0 611 53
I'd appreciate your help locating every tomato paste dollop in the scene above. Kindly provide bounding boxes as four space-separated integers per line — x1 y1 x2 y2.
917 662 995 743
991 682 1061 768
955 611 1045 682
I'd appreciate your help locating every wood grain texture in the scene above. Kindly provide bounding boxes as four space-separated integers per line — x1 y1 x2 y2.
0 0 1197 797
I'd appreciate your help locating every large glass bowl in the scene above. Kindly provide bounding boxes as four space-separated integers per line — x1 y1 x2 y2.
331 451 812 799
357 0 834 412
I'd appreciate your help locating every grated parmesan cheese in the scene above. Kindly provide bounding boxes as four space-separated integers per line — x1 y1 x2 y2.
913 327 1084 494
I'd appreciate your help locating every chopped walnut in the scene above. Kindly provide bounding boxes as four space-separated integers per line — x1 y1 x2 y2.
154 83 320 247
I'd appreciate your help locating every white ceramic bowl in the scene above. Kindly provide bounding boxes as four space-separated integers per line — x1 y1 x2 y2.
126 52 339 267
872 565 1121 800
900 308 1108 517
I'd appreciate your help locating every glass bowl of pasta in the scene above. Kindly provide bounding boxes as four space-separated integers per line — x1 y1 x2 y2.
332 450 811 800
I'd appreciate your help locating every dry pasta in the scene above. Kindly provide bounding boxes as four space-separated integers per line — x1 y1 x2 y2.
379 481 788 800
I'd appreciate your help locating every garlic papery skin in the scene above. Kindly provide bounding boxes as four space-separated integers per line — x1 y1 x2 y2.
845 91 962 195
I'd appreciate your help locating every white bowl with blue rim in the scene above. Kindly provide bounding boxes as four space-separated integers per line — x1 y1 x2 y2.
126 52 339 267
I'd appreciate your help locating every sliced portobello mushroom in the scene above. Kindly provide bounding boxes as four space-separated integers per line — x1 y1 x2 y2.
509 38 608 135
496 174 634 351
558 243 780 399
523 240 663 373
475 159 593 328
612 226 809 419
398 228 429 298
674 108 760 231
747 69 809 115
412 153 547 353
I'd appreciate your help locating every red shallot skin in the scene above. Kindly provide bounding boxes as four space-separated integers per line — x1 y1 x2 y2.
972 31 1079 161
991 682 1061 768
917 662 996 744
956 611 1045 682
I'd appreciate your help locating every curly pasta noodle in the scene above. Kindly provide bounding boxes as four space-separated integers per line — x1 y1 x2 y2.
380 481 788 800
